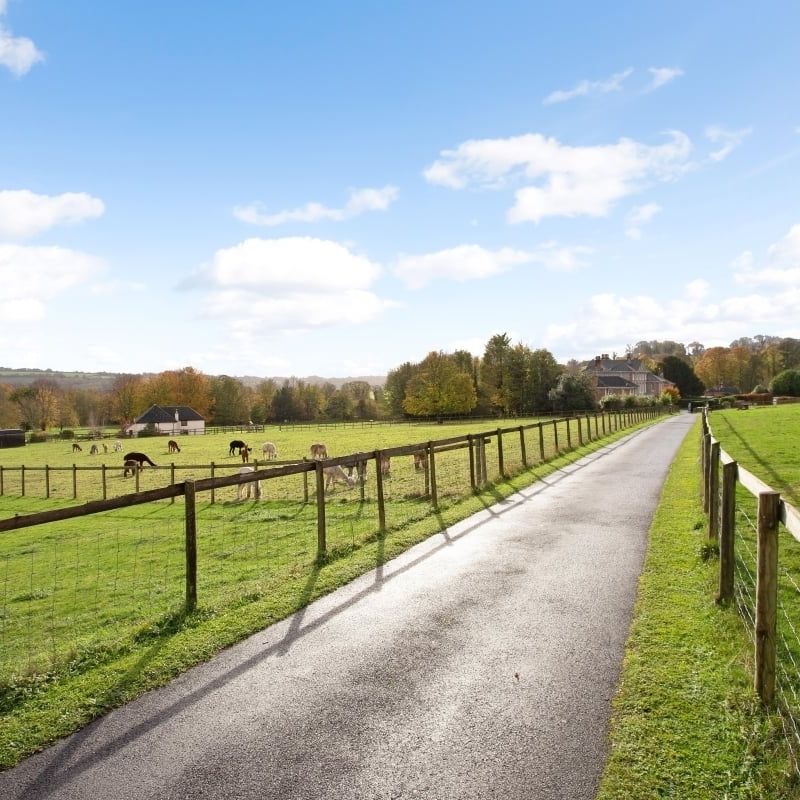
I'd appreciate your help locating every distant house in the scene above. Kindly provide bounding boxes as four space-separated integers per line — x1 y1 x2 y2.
583 355 676 400
126 405 205 437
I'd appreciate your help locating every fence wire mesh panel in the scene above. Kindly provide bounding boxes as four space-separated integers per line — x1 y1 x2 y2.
195 471 313 608
0 507 184 685
323 460 381 559
501 430 525 476
433 442 474 508
381 450 432 532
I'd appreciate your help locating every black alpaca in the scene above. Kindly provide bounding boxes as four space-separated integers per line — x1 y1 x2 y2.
229 439 247 456
123 451 157 467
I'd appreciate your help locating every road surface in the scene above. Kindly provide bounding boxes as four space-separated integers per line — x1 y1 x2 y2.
1 413 694 799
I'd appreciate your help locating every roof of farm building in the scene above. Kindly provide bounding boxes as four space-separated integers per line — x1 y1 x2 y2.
133 405 205 423
596 375 638 388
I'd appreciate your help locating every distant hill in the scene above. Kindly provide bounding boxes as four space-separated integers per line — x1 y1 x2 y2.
0 368 386 392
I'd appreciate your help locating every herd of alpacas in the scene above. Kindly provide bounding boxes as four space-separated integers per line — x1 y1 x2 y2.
71 435 426 501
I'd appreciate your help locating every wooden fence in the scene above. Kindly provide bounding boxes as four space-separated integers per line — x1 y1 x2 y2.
1 407 668 613
700 407 800 709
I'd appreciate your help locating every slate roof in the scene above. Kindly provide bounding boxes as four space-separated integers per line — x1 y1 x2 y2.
134 405 205 424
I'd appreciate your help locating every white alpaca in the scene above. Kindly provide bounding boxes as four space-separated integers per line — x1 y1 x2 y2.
261 441 278 459
237 466 261 500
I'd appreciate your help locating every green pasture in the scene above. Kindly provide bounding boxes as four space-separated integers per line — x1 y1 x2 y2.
0 410 658 768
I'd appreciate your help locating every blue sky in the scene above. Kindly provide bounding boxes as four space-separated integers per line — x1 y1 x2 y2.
1 0 799 378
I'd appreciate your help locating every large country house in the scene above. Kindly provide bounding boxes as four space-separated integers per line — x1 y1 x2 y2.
582 355 676 400
126 405 205 437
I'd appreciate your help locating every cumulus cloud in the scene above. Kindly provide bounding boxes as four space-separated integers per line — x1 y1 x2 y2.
394 242 592 289
706 125 751 162
543 68 633 105
423 131 691 223
0 244 105 320
0 190 105 239
190 237 392 331
645 67 683 92
732 223 800 288
0 2 44 76
233 185 398 227
625 202 662 239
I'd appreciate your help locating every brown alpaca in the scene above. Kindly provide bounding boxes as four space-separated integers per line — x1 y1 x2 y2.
167 439 181 453
72 443 82 453
241 446 252 463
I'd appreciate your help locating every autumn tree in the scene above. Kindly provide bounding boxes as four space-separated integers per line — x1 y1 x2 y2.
384 362 418 417
109 374 144 426
210 375 250 424
10 381 61 430
694 347 735 389
403 352 477 418
250 379 277 423
0 383 20 428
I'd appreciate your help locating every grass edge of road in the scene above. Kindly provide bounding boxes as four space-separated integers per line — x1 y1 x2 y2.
596 418 797 799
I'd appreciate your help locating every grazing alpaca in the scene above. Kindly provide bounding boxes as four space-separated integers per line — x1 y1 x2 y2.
323 465 356 491
103 443 108 454
413 451 426 472
229 439 247 456
379 455 391 477
123 459 139 478
309 442 328 460
89 444 99 455
167 439 181 454
72 443 82 453
261 441 277 459
113 440 122 453
240 446 252 463
123 451 157 467
237 466 261 500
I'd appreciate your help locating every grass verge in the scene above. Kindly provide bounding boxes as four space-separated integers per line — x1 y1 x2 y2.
1 416 663 770
596 418 797 799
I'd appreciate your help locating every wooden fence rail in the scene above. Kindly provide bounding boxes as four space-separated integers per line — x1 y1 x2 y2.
701 407 800 706
2 406 670 613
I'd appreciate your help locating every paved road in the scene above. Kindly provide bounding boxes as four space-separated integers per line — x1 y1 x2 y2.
1 414 694 800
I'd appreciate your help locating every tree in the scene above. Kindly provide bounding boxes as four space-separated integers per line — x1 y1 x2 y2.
384 362 418 417
403 352 477 418
481 333 513 414
548 373 596 412
10 381 61 430
109 374 144 426
0 383 20 428
659 356 704 397
210 375 250 424
271 383 302 421
324 392 354 420
694 347 734 389
769 369 800 396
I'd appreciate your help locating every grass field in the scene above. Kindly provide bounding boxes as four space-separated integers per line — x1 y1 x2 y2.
598 406 800 798
0 410 659 768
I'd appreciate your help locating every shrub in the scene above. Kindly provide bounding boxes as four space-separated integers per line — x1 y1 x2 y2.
29 432 48 443
769 369 800 397
59 430 75 440
599 395 623 411
623 395 638 408
137 423 159 438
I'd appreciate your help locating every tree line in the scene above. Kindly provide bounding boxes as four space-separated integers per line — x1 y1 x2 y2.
2 333 799 432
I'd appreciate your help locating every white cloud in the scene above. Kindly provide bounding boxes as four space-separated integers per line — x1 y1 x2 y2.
543 68 633 105
423 131 691 223
706 125 752 162
625 202 662 239
645 67 683 92
394 242 592 289
733 223 800 288
0 190 105 239
192 237 392 331
89 279 147 296
233 185 398 227
0 244 105 321
0 2 44 77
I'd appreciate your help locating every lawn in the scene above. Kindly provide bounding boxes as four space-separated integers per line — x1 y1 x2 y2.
0 409 660 769
598 407 800 798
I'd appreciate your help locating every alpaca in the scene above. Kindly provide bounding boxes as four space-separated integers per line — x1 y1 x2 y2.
123 451 157 467
167 439 181 454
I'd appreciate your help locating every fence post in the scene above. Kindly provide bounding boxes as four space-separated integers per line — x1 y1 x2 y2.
210 462 215 504
20 465 25 497
496 428 504 476
702 433 710 512
566 418 572 449
102 464 107 501
519 425 527 468
468 434 476 490
45 465 50 499
577 417 583 446
374 450 386 532
170 463 175 504
552 420 559 453
72 464 77 499
0 465 3 495
718 459 737 603
184 479 197 611
594 414 599 438
755 490 780 705
135 464 140 494
601 413 606 436
428 442 438 509
315 461 326 558
303 471 309 503
708 441 720 540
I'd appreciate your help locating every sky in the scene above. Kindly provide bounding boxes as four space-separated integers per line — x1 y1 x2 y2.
1 0 799 379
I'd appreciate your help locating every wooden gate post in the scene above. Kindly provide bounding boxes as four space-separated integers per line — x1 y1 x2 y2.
20 465 25 497
210 462 215 504
566 418 572 449
519 426 527 468
468 434 476 490
577 417 583 446
170 463 175 504
184 479 197 611
717 458 737 603
72 464 77 499
315 461 326 558
553 420 559 453
45 465 50 499
755 491 780 705
538 423 545 462
708 441 720 540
